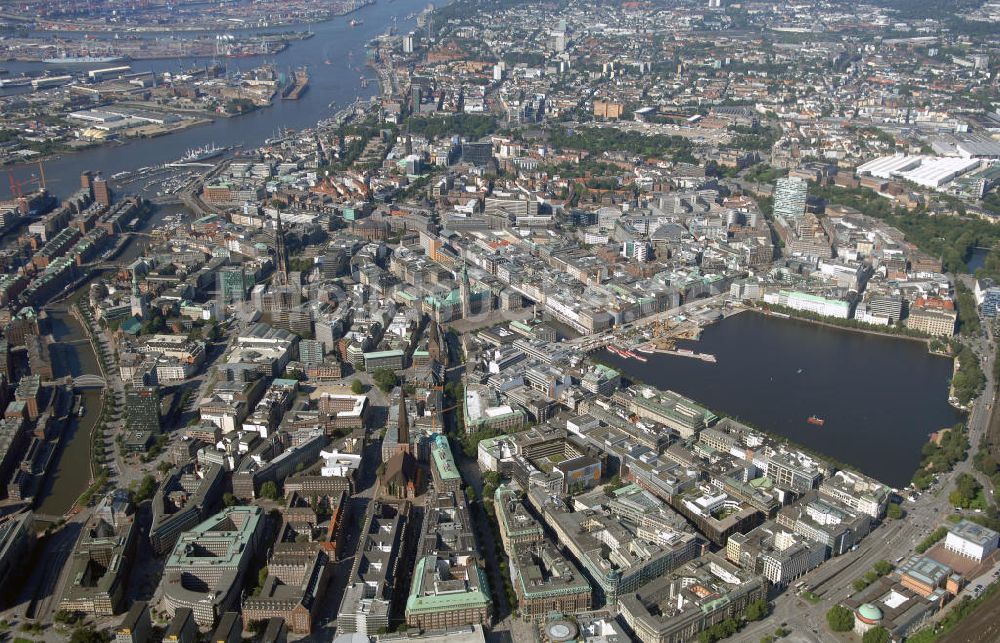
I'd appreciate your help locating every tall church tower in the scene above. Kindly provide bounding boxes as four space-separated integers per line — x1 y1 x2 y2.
397 388 410 455
274 210 289 287
459 263 471 319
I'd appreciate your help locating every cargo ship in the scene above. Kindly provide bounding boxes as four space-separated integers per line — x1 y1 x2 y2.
177 143 226 163
622 348 647 362
281 67 310 100
42 55 125 65
807 415 825 426
608 345 647 362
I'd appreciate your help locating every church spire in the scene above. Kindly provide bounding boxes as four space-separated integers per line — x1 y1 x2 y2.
459 262 471 319
397 387 410 453
274 209 289 286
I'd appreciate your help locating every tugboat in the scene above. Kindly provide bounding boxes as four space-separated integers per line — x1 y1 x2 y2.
807 415 825 426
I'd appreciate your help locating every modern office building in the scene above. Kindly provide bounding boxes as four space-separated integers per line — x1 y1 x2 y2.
618 553 766 643
773 177 808 220
363 349 406 371
461 142 493 167
0 511 35 591
406 491 492 630
125 385 161 434
60 494 138 616
944 520 1000 562
242 550 330 634
337 502 411 636
298 339 325 365
512 539 592 621
765 451 823 494
115 602 152 643
160 506 265 627
149 463 226 555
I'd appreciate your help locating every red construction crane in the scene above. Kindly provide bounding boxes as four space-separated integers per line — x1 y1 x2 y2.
7 172 27 199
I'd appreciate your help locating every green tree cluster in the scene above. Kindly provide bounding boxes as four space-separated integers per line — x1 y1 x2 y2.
951 341 985 406
852 560 894 592
862 626 891 643
129 473 158 505
955 283 981 336
949 472 989 510
826 605 854 632
406 114 497 140
912 423 968 489
724 124 782 152
915 526 949 554
260 481 280 501
549 126 693 160
372 368 398 393
697 618 740 643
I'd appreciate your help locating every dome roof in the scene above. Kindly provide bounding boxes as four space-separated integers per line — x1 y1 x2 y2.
858 603 883 622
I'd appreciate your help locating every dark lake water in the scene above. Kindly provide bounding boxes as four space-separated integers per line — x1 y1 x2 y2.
4 0 428 199
598 312 962 488
967 247 989 273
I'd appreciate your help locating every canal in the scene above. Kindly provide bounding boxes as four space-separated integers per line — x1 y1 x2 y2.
4 0 429 199
38 307 104 516
598 312 962 488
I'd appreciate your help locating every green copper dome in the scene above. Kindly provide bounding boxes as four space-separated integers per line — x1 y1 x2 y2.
858 603 883 622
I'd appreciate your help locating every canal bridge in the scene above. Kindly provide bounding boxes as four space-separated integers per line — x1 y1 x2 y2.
73 374 107 389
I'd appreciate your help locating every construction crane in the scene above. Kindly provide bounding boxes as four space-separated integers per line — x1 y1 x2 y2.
7 172 27 198
5 161 47 199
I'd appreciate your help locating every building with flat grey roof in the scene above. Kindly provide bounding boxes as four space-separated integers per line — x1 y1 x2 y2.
163 608 196 643
406 491 492 630
115 601 151 643
945 519 999 562
617 553 766 643
819 470 891 520
512 539 592 621
59 495 137 616
527 487 697 605
897 554 952 598
150 463 225 555
160 506 265 627
242 549 330 634
337 501 411 636
495 487 544 550
612 387 717 438
0 511 34 594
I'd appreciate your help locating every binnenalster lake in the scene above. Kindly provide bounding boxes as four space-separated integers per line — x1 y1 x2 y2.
598 312 963 488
